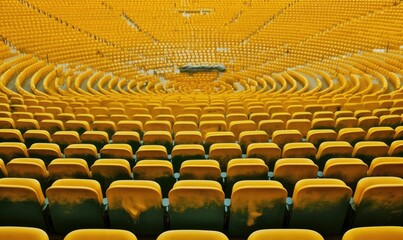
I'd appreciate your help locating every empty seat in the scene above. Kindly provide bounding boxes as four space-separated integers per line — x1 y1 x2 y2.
258 119 285 139
315 141 353 170
157 230 228 240
225 158 268 196
179 160 221 181
65 120 91 135
358 116 379 131
379 114 401 128
352 177 403 227
322 158 368 189
48 158 91 182
117 120 143 136
27 143 62 166
273 158 318 196
173 121 198 134
0 226 49 240
199 120 227 138
64 144 98 167
23 130 51 148
247 229 324 240
335 117 358 131
144 120 172 132
81 131 109 152
107 180 164 236
289 179 352 234
239 130 269 153
6 158 49 188
342 226 403 240
272 130 302 149
174 131 203 145
52 131 80 151
64 229 137 240
389 140 403 156
92 120 116 138
100 144 134 167
112 131 141 153
0 178 47 229
306 129 337 148
171 144 205 172
365 126 395 145
46 179 105 233
367 157 403 177
39 120 64 136
282 142 316 159
209 143 242 171
143 131 173 152
91 159 132 194
246 143 281 169
132 160 175 198
0 142 28 163
168 180 224 230
0 129 24 142
16 119 39 134
0 159 7 178
136 145 168 161
228 180 287 237
228 120 257 141
352 141 389 165
311 118 335 130
337 128 366 146
286 119 311 137
204 132 235 152
0 117 15 129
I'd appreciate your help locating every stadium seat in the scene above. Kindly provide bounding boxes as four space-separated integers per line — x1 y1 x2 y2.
0 178 47 229
289 179 352 234
209 143 242 171
179 159 221 181
46 179 105 233
64 144 98 167
64 229 137 240
367 157 403 177
157 230 228 240
52 131 80 151
272 130 302 149
6 158 49 188
48 158 91 182
100 144 134 167
0 129 24 142
171 144 205 172
322 158 368 189
0 226 49 240
27 143 62 166
106 180 164 236
132 160 175 198
352 141 389 165
204 132 235 152
168 180 224 230
247 229 324 240
315 141 353 170
227 180 287 237
342 226 403 240
81 131 109 151
352 177 403 227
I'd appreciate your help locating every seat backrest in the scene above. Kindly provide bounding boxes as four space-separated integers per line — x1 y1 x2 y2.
0 226 49 240
289 179 352 235
367 157 403 177
46 179 105 234
228 180 287 237
342 226 403 240
64 229 137 240
157 230 228 240
247 229 324 240
168 180 225 230
106 180 164 236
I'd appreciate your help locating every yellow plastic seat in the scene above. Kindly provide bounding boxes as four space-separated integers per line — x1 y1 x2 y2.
315 141 353 170
46 179 105 233
209 143 242 171
106 180 164 236
27 143 62 166
117 120 143 136
273 158 318 195
64 144 98 167
174 131 203 145
65 120 91 135
367 157 403 177
247 229 324 240
282 142 316 159
143 131 173 152
23 130 51 148
342 226 403 240
91 159 132 194
228 180 287 237
0 178 46 229
52 131 80 151
204 131 235 152
246 142 281 169
179 159 221 181
144 120 172 133
0 226 49 240
100 144 134 166
112 131 141 152
0 142 29 163
358 116 379 131
323 158 368 189
389 140 403 156
48 158 91 181
272 129 302 149
6 158 49 187
64 229 137 240
0 129 24 142
365 126 395 144
228 120 257 141
352 141 389 165
352 177 403 227
136 145 168 161
239 130 269 153
199 120 227 138
286 119 311 137
289 179 352 234
39 120 64 136
16 119 39 134
258 119 285 139
306 129 337 148
337 127 366 146
311 118 335 130
92 120 117 138
168 180 225 230
132 160 175 197
173 121 198 134
157 230 228 240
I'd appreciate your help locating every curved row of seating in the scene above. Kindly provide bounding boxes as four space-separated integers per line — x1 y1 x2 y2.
0 177 402 236
1 226 403 240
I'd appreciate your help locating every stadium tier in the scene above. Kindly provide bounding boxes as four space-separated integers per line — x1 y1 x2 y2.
0 0 402 240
